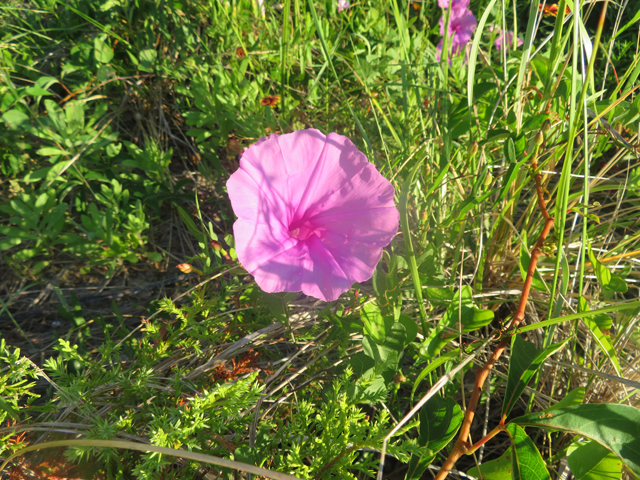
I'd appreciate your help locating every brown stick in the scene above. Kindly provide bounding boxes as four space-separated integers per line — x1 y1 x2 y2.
433 152 554 480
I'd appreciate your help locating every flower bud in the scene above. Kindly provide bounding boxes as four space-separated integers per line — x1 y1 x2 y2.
534 131 544 146
394 373 407 384
210 240 223 252
484 171 494 187
541 119 551 134
468 141 478 157
176 263 203 275
176 263 193 273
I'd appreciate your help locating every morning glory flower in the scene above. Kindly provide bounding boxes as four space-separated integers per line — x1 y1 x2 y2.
338 0 350 12
491 26 523 51
438 0 469 8
436 6 477 60
227 129 399 302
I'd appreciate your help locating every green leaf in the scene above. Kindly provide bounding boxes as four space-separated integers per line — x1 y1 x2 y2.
412 349 459 402
588 246 628 293
0 397 20 422
176 206 207 244
350 352 375 378
422 286 493 358
0 237 22 250
147 252 162 262
398 314 418 347
36 147 68 157
568 441 622 480
579 298 621 375
2 109 30 130
505 423 551 480
139 48 157 72
542 387 585 413
398 160 428 334
495 156 527 205
505 137 517 164
261 292 294 324
65 100 85 131
94 35 114 63
383 322 407 353
362 335 400 372
467 447 513 480
502 335 567 417
513 404 640 475
406 396 463 479
361 302 393 345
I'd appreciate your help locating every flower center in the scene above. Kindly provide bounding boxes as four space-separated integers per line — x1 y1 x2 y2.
288 220 316 242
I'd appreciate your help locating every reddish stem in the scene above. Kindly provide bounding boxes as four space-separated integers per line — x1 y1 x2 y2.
433 157 554 480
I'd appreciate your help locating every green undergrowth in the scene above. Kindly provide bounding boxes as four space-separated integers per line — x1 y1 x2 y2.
1 0 640 478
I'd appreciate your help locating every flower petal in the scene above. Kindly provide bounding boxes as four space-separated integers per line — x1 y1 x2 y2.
312 205 398 283
227 168 288 229
305 162 396 222
237 129 329 226
292 132 370 223
233 219 297 274
302 235 352 301
249 241 308 294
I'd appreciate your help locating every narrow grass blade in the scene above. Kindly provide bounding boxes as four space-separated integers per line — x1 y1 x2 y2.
399 160 428 336
0 439 303 480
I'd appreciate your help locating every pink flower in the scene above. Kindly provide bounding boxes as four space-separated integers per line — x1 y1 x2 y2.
338 0 350 12
227 129 399 302
438 0 469 8
437 7 477 60
492 26 523 51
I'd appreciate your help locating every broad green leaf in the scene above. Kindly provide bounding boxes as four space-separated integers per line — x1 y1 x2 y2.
592 313 612 332
2 109 30 130
579 298 621 375
467 447 513 480
588 246 628 293
362 335 399 372
542 387 585 413
65 100 85 131
513 404 640 475
398 315 418 347
261 292 296 324
568 441 622 480
94 35 114 63
0 237 22 250
418 395 463 450
383 323 407 353
36 147 68 157
350 352 375 378
406 396 463 480
502 335 567 417
505 423 551 480
361 302 393 345
147 252 162 262
139 48 157 72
